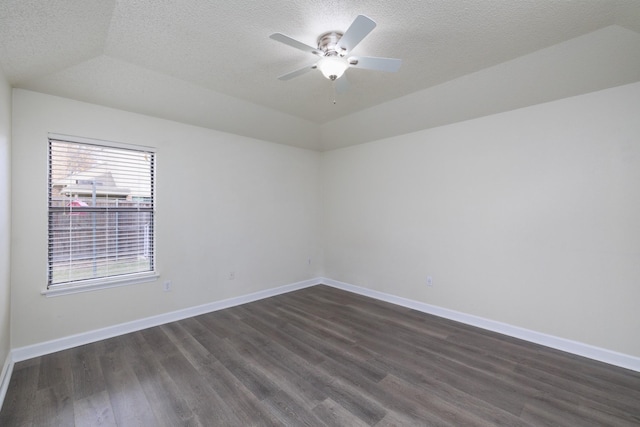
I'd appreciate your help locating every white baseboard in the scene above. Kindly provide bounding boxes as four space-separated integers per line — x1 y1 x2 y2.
321 278 640 372
0 351 13 412
3 276 638 414
8 275 640 374
11 278 321 363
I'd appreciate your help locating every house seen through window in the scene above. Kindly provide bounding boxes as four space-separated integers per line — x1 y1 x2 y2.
47 135 156 289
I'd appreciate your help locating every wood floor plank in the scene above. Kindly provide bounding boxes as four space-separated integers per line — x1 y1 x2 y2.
319 358 451 426
378 373 529 427
312 398 370 427
520 393 640 427
138 326 182 362
32 350 74 427
230 323 328 404
375 409 448 427
368 348 531 426
511 359 640 422
230 333 327 410
73 390 117 427
189 330 281 402
281 321 386 383
331 307 534 416
0 362 40 426
32 385 75 427
163 321 282 426
126 331 198 427
236 307 327 365
99 346 159 426
262 389 327 426
150 325 243 426
36 350 71 392
315 374 387 425
160 351 241 426
233 315 388 424
2 284 640 426
200 359 282 427
69 344 108 401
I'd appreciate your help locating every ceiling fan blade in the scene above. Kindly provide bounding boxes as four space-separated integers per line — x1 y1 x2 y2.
335 75 350 93
270 33 322 56
349 56 401 72
336 15 376 53
277 63 317 81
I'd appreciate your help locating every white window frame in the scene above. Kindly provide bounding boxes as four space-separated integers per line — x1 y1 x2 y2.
43 133 157 297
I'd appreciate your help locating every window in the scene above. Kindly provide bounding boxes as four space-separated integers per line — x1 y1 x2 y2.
47 134 156 293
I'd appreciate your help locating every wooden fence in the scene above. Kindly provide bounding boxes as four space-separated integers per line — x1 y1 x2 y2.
49 198 153 265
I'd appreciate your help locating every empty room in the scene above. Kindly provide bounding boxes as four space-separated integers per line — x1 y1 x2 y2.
1 1 640 425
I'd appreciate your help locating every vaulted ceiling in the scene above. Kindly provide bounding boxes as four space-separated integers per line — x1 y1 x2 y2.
1 1 640 150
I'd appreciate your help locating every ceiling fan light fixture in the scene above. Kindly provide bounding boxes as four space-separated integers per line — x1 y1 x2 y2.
317 55 348 80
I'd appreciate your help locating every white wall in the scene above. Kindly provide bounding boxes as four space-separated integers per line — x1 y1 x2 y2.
10 89 322 348
7 82 640 361
0 69 11 367
322 82 640 358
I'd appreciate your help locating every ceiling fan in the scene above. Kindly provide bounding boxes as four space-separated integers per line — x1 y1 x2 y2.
270 15 401 90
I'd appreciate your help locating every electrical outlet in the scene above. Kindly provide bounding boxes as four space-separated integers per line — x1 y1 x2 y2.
426 276 433 287
228 271 235 280
163 280 172 292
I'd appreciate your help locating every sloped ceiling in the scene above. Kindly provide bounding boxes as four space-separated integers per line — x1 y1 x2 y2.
1 0 640 150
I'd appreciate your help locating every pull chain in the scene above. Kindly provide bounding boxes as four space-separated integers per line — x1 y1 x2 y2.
331 79 337 104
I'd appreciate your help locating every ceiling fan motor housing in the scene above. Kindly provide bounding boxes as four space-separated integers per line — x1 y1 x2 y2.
317 31 345 56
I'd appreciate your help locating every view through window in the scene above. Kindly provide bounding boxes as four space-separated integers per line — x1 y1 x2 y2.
47 135 155 288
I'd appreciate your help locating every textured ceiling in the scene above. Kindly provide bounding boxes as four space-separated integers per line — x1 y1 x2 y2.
1 0 640 150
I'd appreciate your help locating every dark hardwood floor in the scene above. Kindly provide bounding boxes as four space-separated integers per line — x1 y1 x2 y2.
2 285 639 426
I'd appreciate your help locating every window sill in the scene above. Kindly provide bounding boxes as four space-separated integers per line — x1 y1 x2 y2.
41 272 159 297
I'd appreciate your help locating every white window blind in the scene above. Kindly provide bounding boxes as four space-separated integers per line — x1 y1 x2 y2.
47 135 155 288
